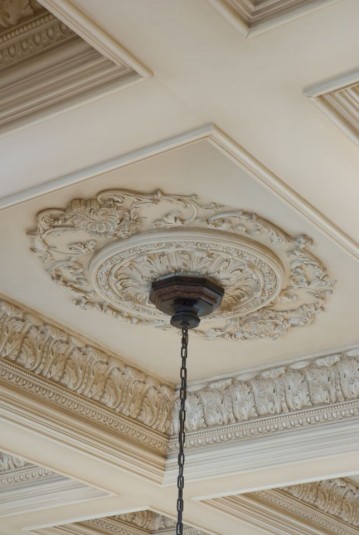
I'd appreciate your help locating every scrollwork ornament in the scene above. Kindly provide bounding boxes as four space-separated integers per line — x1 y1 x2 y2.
30 189 335 340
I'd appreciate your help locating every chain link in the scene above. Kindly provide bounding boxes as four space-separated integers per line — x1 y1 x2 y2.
176 325 188 535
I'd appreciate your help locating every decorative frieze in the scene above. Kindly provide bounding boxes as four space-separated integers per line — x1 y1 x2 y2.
0 0 44 30
0 451 28 472
85 513 204 535
30 189 334 340
208 478 359 535
0 299 174 436
281 478 359 527
171 349 359 435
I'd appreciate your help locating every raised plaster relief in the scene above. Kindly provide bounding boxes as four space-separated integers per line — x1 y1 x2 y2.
0 299 174 434
172 349 359 433
1 295 357 443
30 189 334 340
0 452 28 472
0 1 76 70
211 479 359 535
281 478 359 527
0 0 44 29
86 512 204 534
0 451 57 490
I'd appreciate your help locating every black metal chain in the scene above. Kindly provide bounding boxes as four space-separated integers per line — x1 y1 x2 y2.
176 324 188 535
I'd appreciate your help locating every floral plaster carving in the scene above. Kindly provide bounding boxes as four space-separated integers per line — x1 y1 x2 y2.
1 295 359 447
0 299 174 435
0 451 57 489
282 478 359 527
0 452 28 472
86 512 204 534
30 189 334 340
211 479 359 535
172 349 359 433
0 0 44 29
114 511 176 531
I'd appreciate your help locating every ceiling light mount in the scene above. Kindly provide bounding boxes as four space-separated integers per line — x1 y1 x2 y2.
150 274 224 534
150 275 224 329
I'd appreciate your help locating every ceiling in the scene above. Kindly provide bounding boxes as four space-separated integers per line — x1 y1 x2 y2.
1 0 359 534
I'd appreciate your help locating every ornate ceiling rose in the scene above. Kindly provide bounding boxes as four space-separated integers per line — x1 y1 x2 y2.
30 189 334 340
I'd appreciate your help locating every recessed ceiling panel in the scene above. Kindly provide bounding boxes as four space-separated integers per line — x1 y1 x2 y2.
0 0 146 130
306 72 359 144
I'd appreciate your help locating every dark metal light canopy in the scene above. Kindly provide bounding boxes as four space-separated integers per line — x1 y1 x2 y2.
150 275 224 535
150 275 224 330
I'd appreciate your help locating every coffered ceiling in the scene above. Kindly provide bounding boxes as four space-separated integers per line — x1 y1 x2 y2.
1 1 359 534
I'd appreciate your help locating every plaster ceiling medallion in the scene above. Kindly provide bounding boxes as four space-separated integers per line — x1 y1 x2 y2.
30 190 334 340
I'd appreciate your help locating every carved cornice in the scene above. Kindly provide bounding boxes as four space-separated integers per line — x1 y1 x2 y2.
0 463 55 489
0 12 76 70
209 478 359 535
0 451 28 472
30 189 334 341
2 295 359 457
170 349 359 437
281 478 359 528
0 0 44 30
0 298 174 438
84 514 204 535
0 0 139 129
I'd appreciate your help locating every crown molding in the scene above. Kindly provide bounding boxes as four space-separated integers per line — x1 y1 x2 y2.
165 416 359 485
38 0 151 78
208 0 340 37
305 71 359 145
0 0 150 134
2 295 359 488
281 478 359 529
0 298 174 436
171 349 359 435
0 462 107 517
208 478 359 535
33 514 204 535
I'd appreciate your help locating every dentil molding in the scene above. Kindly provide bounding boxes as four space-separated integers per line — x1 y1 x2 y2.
30 189 334 341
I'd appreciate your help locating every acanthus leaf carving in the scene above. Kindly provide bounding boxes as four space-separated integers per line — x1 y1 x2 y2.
0 299 174 435
30 189 335 341
172 349 359 434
